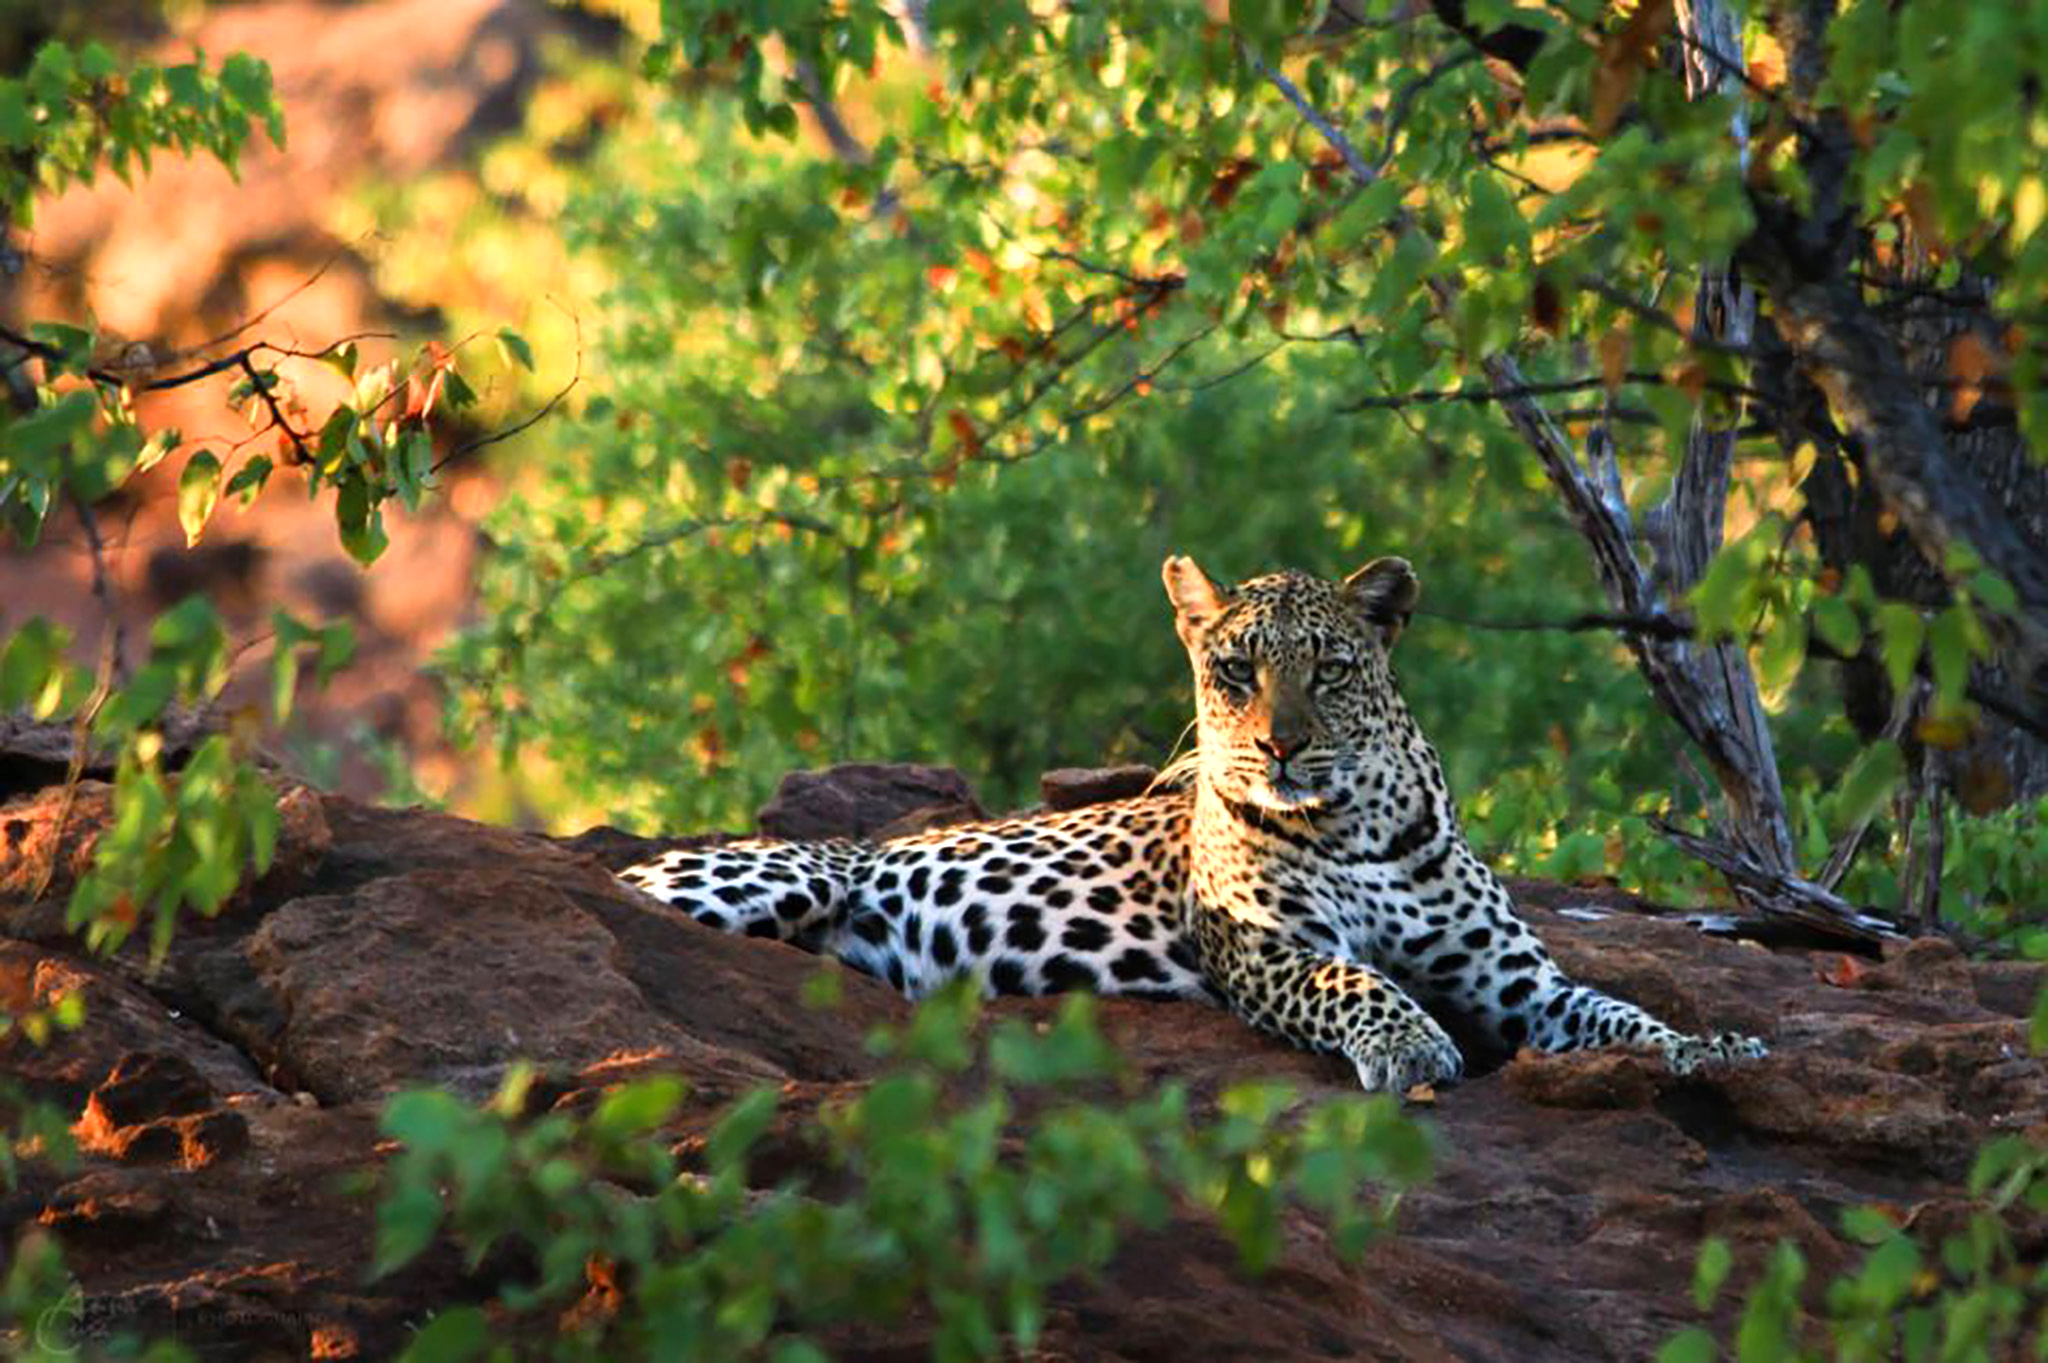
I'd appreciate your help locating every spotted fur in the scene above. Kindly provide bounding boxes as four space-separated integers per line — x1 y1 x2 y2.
620 555 1768 1092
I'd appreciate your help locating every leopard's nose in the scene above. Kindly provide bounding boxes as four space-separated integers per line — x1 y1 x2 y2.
1255 733 1302 763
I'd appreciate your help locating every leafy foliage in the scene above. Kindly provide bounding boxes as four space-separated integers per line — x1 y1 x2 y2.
0 31 520 957
406 0 2048 942
0 39 282 226
375 984 1431 1361
432 28 1701 848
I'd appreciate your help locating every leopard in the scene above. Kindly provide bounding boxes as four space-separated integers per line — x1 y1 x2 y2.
620 554 1768 1092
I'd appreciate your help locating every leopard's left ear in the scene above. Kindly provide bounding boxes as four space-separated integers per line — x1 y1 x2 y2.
1342 557 1420 645
1162 555 1229 647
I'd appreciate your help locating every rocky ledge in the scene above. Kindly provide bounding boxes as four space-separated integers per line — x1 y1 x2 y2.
1 736 2043 1360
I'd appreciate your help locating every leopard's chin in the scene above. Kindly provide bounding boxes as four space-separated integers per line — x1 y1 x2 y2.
1254 778 1330 814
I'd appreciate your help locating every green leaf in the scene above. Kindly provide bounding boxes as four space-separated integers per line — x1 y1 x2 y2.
1927 605 1974 707
219 53 274 113
1693 1235 1733 1309
178 451 222 547
27 42 76 107
1755 610 1807 699
225 454 273 506
28 321 94 374
1837 740 1906 828
398 1306 487 1363
373 1183 446 1278
706 1086 777 1173
133 427 182 477
1841 1204 1896 1246
496 328 535 371
592 1075 685 1140
1968 570 2018 614
0 80 32 148
382 1088 474 1154
0 618 71 717
1873 603 1925 697
1688 541 1764 639
270 610 312 722
7 390 98 458
1812 595 1861 656
316 620 356 683
319 343 359 380
1464 170 1528 261
78 41 117 81
1657 1328 1718 1363
335 475 389 565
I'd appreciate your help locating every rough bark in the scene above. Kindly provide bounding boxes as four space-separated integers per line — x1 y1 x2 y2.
1492 0 1871 932
1746 1 2048 828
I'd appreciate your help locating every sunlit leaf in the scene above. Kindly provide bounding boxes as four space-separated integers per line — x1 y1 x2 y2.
177 451 222 547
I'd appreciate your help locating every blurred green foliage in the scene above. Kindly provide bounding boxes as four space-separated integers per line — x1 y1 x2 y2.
366 1 2045 943
376 984 1431 1362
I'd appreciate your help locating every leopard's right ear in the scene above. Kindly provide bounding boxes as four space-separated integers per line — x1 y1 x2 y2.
1162 555 1228 644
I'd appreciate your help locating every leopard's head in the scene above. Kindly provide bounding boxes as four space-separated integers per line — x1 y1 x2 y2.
1162 555 1418 816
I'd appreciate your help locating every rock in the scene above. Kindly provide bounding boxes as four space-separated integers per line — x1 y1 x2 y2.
1501 1048 1662 1110
40 1172 175 1245
243 867 789 1104
0 772 331 943
1040 764 1160 810
755 763 986 840
96 1110 251 1169
547 826 734 873
0 781 113 938
2 758 2045 1360
0 943 274 1110
1970 957 2048 1017
869 801 985 840
83 1052 214 1129
0 712 219 806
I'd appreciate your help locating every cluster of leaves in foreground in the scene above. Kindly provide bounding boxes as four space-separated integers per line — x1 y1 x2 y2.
0 37 281 226
1 600 351 962
375 984 1432 1361
1662 992 2048 1362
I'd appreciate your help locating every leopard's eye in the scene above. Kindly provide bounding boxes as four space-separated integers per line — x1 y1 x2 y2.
1313 658 1354 687
1216 657 1256 686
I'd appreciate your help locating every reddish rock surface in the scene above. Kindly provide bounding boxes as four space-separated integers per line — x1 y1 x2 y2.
2 737 2044 1360
756 762 988 841
1041 764 1162 811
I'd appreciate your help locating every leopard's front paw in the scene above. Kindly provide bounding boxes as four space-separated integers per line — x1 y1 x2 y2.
1661 1031 1769 1076
1350 1015 1465 1094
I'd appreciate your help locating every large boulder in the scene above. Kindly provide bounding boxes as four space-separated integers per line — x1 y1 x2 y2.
1 743 2043 1360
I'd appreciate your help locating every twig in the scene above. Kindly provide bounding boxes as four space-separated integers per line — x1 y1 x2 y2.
1413 605 1695 640
1815 676 1920 892
1037 247 1185 292
1245 47 1381 187
1374 49 1481 172
237 353 313 466
69 492 127 679
194 246 351 353
433 307 584 474
1651 817 1896 940
1339 369 1762 412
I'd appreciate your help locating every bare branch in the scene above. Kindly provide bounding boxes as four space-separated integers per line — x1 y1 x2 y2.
1651 818 1896 941
1339 369 1762 413
434 307 584 474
